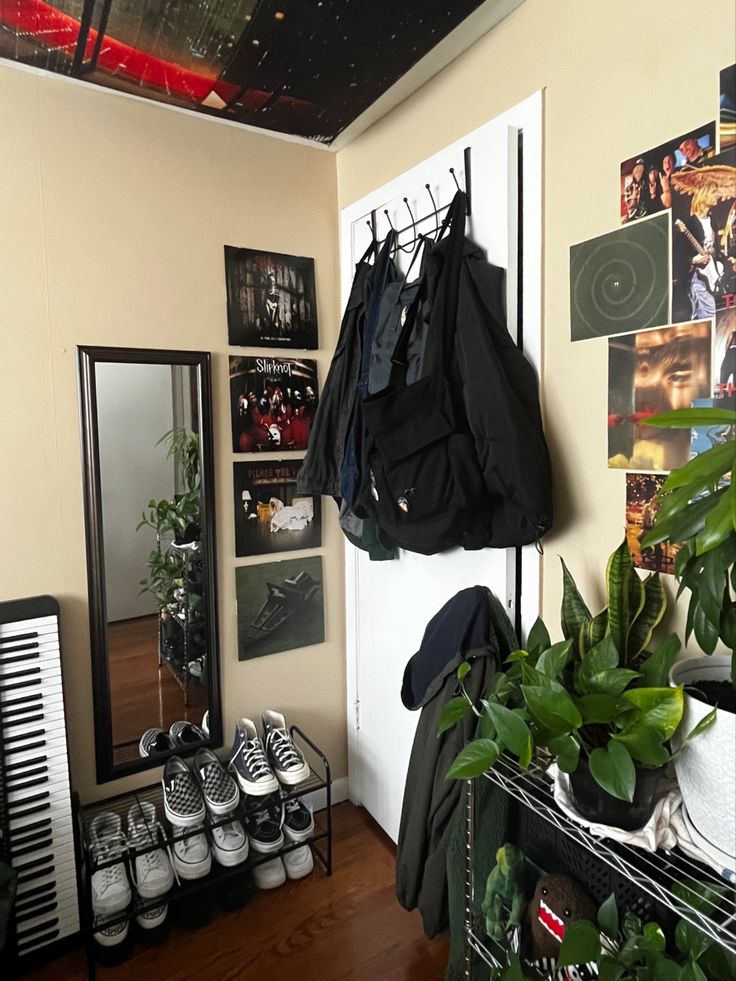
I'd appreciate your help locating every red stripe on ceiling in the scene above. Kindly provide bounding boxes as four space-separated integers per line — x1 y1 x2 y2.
1 0 309 111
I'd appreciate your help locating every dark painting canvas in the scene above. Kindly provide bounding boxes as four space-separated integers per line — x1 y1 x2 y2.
230 355 319 453
236 556 324 661
225 247 318 349
570 213 670 341
234 460 322 557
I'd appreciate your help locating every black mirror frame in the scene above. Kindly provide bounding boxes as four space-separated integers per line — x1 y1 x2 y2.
77 345 222 783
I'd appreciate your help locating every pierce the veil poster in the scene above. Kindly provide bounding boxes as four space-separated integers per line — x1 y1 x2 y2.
236 556 324 661
225 247 318 349
233 460 322 557
230 355 319 453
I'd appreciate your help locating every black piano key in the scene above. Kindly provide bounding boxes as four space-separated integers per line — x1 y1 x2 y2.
15 901 58 924
5 739 47 756
5 754 48 771
1 692 43 708
9 802 51 821
8 816 51 835
13 881 56 907
1 702 44 719
11 834 53 858
8 792 50 811
16 915 59 939
0 641 40 656
4 727 46 745
0 678 42 693
0 651 41 665
7 768 49 786
0 631 39 646
17 927 60 950
0 667 42 681
17 862 54 884
14 854 53 873
3 714 45 729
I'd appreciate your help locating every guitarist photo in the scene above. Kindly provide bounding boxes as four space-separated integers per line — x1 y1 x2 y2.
671 162 736 321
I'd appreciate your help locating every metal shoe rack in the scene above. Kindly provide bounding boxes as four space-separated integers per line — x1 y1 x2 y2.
463 754 736 978
77 726 331 980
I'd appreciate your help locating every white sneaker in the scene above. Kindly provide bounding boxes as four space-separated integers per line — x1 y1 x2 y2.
89 812 132 918
211 816 249 868
283 844 314 880
252 855 286 890
135 903 168 930
261 710 310 785
127 802 174 899
95 919 129 947
171 825 211 880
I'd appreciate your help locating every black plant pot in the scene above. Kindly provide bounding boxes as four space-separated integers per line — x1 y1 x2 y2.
569 755 666 831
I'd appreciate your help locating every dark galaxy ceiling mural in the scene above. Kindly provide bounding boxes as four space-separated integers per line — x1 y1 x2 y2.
0 0 487 142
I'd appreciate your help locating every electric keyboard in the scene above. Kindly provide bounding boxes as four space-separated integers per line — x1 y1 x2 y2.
0 595 79 963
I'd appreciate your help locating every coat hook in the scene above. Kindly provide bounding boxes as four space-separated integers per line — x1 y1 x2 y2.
383 209 400 257
449 167 461 194
425 183 440 240
399 197 417 253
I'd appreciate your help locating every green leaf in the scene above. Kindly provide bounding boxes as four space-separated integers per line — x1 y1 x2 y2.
580 608 609 658
457 661 471 681
641 490 723 548
681 707 718 745
655 958 689 981
589 741 636 802
622 910 643 940
627 574 667 662
676 919 712 961
506 650 529 663
518 732 533 769
582 636 620 673
672 878 727 915
483 701 532 757
606 540 637 658
696 482 736 555
579 667 641 697
557 920 600 967
522 686 582 735
622 686 684 739
577 693 629 724
536 640 573 680
663 441 736 491
692 599 720 654
643 407 736 427
446 739 500 779
637 635 681 688
526 618 551 656
614 726 671 767
549 733 581 772
561 557 592 654
597 893 619 939
437 696 473 735
641 921 667 952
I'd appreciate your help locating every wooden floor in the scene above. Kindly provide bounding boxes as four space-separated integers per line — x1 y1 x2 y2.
26 803 449 981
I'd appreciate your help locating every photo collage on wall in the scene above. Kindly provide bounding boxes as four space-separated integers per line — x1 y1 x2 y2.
570 62 736 573
225 248 324 658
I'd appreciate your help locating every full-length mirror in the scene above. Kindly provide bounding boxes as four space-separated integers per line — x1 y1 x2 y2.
78 347 221 782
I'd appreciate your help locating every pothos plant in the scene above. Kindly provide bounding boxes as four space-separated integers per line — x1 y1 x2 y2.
440 541 716 804
137 428 202 614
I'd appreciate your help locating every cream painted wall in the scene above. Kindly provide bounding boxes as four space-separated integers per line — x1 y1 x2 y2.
0 65 343 801
336 0 735 650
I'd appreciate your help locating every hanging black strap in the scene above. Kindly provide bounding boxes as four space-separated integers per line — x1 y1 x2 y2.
358 237 378 265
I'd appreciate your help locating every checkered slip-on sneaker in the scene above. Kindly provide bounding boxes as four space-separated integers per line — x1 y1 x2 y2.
193 747 240 816
228 719 279 796
170 720 207 748
283 797 314 844
162 756 205 827
262 710 310 785
139 728 176 759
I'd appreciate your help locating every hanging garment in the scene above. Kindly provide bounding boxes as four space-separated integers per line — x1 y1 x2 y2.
362 191 553 555
296 244 373 499
396 586 517 938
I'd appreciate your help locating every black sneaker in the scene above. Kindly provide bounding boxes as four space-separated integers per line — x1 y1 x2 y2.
193 748 239 816
244 795 284 854
262 710 310 785
283 797 314 843
162 756 205 827
170 721 206 747
139 728 176 759
228 719 279 796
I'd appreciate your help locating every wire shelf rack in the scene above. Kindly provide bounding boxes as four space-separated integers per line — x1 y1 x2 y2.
480 755 736 956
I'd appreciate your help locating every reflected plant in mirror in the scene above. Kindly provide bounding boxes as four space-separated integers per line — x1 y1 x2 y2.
78 348 221 782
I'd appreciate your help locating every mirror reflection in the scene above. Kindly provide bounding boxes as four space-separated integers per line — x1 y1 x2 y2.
79 349 220 780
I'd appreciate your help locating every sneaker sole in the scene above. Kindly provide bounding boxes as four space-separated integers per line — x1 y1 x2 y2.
252 865 286 889
136 906 168 930
248 831 285 855
164 800 206 827
212 842 249 867
231 771 280 796
275 762 311 786
172 854 211 880
92 891 132 919
284 850 314 880
95 922 129 947
284 819 315 844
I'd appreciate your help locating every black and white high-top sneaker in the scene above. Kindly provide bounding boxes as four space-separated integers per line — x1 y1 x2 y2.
228 719 279 795
261 710 310 785
194 747 239 816
283 797 314 843
162 756 205 827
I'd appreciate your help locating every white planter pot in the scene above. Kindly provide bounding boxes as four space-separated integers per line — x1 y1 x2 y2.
670 655 735 863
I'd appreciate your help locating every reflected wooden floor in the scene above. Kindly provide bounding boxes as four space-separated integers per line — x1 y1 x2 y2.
108 615 208 764
27 803 449 980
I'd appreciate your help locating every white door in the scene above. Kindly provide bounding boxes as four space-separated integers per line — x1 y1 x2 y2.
341 92 543 842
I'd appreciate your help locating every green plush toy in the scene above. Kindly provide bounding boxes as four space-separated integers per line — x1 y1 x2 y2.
481 843 527 941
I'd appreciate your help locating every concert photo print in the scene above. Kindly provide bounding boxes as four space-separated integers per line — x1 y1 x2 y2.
225 246 318 349
230 355 319 453
625 473 678 575
233 460 322 558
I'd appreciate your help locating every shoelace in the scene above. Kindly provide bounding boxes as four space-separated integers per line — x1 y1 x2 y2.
90 832 127 894
269 729 302 769
129 821 172 886
242 738 273 780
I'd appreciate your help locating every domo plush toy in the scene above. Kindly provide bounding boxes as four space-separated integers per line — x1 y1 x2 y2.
527 873 597 960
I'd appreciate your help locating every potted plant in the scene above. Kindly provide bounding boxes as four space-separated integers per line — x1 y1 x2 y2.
639 405 735 865
440 541 715 831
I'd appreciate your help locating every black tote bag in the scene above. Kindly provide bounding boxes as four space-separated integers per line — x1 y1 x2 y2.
361 192 491 555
